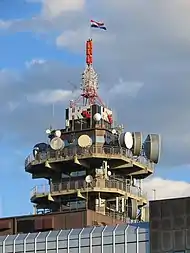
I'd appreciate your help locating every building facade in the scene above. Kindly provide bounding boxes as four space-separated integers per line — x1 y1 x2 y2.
0 224 149 253
150 197 190 253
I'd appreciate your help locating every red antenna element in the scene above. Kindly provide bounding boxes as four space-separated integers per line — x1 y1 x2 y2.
86 39 93 65
81 39 104 106
70 39 104 107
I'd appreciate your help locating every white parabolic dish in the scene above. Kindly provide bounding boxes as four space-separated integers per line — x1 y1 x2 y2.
124 132 133 149
55 130 61 138
93 113 102 122
50 137 64 150
85 175 93 184
78 134 92 148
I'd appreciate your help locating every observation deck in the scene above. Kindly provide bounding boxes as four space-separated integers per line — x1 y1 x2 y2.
25 145 154 179
30 177 148 205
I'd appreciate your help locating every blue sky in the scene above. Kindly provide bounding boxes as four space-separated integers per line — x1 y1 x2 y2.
0 1 46 217
0 0 190 216
0 1 51 216
0 0 87 217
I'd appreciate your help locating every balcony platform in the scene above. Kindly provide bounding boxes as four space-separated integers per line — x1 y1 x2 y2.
25 145 154 179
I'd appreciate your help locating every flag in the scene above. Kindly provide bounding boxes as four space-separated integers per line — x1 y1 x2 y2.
90 20 107 30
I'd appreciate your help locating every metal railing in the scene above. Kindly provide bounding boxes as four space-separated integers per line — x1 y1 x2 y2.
25 145 154 170
30 178 147 200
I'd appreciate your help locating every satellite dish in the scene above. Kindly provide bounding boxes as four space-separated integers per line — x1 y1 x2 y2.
132 132 143 156
33 143 48 157
119 132 133 149
112 129 117 134
93 113 102 122
33 147 39 157
78 135 92 148
33 143 48 151
85 175 93 184
55 130 61 138
50 137 64 150
46 129 51 134
143 134 161 164
107 171 112 176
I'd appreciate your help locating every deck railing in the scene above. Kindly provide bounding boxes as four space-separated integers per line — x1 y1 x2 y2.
30 178 147 200
25 145 154 170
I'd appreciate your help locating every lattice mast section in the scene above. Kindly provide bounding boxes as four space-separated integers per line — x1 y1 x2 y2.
81 39 103 106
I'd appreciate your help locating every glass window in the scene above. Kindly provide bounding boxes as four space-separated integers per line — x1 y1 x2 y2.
115 224 129 235
58 240 67 249
5 245 13 253
102 244 112 253
45 230 60 242
92 245 101 253
47 241 56 250
0 236 8 247
26 233 39 243
92 236 101 246
36 242 45 251
81 227 94 239
81 238 90 247
92 226 104 235
115 244 124 253
80 247 90 253
37 231 50 242
58 249 67 253
15 243 24 252
26 242 34 251
115 234 124 244
59 229 71 240
15 234 27 242
69 248 78 253
4 235 17 245
69 239 78 248
127 241 137 253
103 235 112 245
70 228 82 239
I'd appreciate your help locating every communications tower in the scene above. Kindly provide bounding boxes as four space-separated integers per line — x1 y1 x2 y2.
25 39 161 226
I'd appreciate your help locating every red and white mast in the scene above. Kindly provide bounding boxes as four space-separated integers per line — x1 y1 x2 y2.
69 39 104 107
81 39 104 106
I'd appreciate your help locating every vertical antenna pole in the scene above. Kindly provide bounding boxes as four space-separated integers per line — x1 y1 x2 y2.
89 19 93 45
86 39 93 65
152 189 156 200
49 103 55 130
52 103 55 126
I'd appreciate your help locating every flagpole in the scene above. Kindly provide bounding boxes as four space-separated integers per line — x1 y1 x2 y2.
89 20 92 40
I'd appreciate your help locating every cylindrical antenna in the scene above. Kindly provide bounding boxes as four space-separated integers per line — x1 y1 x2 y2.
86 39 93 65
51 103 55 129
152 189 156 200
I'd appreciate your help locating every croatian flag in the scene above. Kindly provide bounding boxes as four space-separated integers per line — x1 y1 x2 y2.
91 20 107 30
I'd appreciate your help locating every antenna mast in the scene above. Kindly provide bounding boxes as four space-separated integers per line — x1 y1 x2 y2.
80 39 104 106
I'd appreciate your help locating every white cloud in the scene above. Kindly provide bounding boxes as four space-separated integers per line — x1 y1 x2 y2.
25 59 46 68
27 89 73 105
7 101 20 113
0 20 11 29
109 79 144 98
144 177 190 200
0 69 19 87
56 30 81 48
41 0 85 18
55 27 112 51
